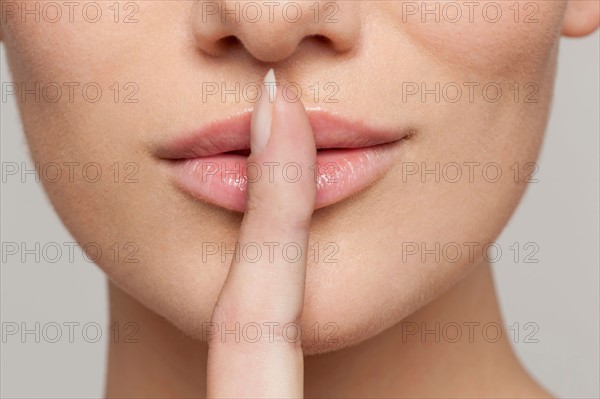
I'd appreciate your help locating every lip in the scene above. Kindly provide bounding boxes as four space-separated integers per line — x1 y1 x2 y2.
155 111 412 212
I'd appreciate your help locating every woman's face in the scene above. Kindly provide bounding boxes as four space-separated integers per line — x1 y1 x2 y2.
0 1 591 353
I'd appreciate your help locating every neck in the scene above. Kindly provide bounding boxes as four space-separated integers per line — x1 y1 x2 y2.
105 263 550 398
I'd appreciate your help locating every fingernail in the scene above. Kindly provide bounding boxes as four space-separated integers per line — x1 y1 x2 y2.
251 69 277 155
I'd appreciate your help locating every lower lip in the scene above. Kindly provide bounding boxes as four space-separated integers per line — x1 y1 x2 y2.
163 141 402 212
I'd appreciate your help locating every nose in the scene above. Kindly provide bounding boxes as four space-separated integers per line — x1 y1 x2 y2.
192 1 361 62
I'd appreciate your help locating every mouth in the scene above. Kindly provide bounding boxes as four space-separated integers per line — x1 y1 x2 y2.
155 111 413 212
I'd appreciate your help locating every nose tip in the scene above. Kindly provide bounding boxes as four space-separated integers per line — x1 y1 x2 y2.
192 1 361 63
228 29 355 64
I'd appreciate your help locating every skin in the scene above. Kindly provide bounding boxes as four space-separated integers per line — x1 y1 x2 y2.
1 0 598 397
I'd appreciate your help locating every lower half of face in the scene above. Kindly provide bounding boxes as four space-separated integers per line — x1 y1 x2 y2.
2 1 566 353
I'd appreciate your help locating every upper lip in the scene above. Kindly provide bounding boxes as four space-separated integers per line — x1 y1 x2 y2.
154 110 413 160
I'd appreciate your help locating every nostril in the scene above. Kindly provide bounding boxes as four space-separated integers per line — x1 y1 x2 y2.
217 35 242 50
309 34 332 45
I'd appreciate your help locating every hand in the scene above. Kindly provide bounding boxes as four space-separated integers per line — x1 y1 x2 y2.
207 69 317 398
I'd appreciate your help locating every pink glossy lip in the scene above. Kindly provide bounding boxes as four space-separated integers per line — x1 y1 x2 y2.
156 111 412 212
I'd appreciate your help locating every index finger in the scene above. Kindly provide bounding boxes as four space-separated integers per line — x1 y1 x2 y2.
206 69 317 399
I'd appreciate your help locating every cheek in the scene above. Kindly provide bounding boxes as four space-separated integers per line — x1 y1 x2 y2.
382 0 566 74
1 2 180 69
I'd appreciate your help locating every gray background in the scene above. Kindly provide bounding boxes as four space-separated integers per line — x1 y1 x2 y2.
1 32 599 398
